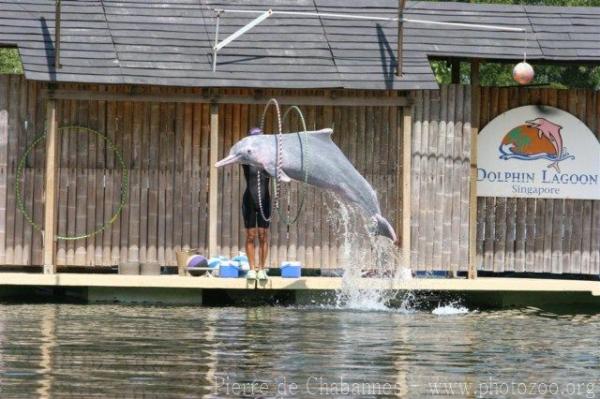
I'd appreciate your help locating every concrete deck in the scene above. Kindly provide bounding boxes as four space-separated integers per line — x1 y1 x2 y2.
0 272 598 294
1 273 599 306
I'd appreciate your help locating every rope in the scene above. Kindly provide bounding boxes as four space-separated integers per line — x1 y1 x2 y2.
15 126 129 241
523 28 529 62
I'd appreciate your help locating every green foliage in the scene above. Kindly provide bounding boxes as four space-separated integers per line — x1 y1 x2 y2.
427 0 600 89
445 0 600 5
431 61 451 84
433 60 600 89
0 48 23 74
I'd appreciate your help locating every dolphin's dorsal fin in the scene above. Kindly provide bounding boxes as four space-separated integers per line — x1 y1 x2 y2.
307 128 333 140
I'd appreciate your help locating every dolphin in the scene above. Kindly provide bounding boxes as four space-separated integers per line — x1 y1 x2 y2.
526 117 564 172
215 128 397 242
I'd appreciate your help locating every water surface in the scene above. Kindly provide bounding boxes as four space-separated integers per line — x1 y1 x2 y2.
0 304 599 398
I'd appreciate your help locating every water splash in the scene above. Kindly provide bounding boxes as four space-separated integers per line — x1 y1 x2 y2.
324 195 412 311
432 304 470 315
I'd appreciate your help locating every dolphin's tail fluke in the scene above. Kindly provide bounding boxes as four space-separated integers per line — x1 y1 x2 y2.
548 161 561 173
374 214 397 242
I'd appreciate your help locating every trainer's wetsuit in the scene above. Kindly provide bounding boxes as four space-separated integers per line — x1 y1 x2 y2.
242 165 271 228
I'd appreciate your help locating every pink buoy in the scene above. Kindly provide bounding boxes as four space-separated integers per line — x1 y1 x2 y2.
513 61 535 85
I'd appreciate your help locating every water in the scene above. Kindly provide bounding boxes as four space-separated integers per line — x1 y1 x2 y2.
325 195 407 310
0 304 599 398
431 303 470 315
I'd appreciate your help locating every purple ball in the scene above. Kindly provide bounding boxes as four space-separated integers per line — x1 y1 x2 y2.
187 254 208 268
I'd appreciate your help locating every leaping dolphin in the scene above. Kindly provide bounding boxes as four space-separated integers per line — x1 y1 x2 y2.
215 128 398 242
526 117 564 172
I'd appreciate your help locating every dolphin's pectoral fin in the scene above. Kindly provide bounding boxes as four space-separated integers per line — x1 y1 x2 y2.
262 163 277 178
264 164 292 183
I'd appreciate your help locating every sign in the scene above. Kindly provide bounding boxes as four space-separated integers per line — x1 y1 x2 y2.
477 105 600 200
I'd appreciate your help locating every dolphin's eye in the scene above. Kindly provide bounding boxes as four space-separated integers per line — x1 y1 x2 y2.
247 149 252 154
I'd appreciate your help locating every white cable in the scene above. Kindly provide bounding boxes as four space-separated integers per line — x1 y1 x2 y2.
216 9 526 32
402 18 524 32
220 9 397 22
523 28 529 62
211 8 527 73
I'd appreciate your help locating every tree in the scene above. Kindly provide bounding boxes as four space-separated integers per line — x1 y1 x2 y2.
428 0 600 89
432 60 600 89
0 48 23 74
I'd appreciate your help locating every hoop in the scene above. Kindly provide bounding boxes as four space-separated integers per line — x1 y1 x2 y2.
276 105 309 225
257 99 310 227
257 98 282 221
15 126 129 241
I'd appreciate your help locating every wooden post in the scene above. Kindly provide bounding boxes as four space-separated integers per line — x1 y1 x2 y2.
43 99 59 273
209 104 219 257
402 106 412 269
396 0 406 76
55 0 61 69
451 59 461 84
468 60 480 279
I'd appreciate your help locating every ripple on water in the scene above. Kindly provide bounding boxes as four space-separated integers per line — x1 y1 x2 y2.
0 304 599 398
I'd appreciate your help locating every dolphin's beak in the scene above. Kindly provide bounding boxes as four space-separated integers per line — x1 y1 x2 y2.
525 120 542 138
215 154 241 168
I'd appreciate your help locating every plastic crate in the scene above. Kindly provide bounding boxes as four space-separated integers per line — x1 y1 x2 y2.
219 262 240 278
280 261 302 278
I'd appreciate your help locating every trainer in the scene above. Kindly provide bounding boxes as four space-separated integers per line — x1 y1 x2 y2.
242 127 270 281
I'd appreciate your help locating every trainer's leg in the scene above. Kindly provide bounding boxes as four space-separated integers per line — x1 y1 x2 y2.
246 228 258 270
257 228 269 269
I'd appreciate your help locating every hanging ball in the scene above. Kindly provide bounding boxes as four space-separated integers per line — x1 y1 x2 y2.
513 61 535 85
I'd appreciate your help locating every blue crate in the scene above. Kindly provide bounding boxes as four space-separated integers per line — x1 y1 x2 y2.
280 262 302 278
219 262 240 278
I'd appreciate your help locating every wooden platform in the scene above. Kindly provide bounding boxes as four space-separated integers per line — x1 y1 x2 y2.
0 273 599 295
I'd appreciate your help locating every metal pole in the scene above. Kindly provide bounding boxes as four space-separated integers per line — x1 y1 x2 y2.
212 10 221 73
212 9 272 73
55 0 61 70
215 9 272 52
397 0 406 77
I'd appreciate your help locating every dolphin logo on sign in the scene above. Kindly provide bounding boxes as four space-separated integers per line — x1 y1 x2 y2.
477 105 600 200
499 117 574 173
